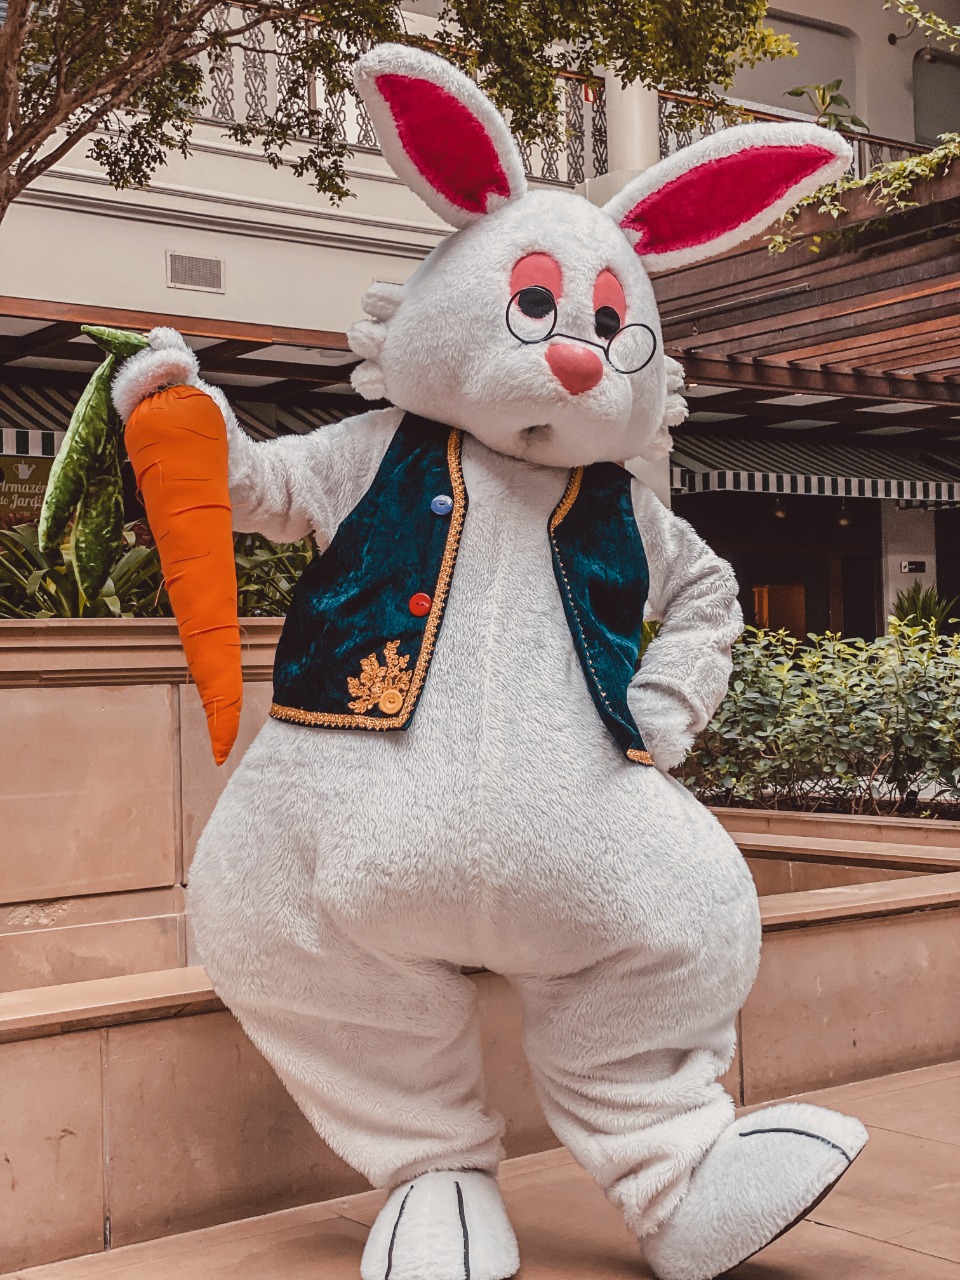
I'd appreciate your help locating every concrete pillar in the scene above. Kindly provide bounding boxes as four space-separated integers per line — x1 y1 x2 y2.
582 76 673 506
880 501 938 620
579 74 661 208
580 74 670 505
625 455 671 507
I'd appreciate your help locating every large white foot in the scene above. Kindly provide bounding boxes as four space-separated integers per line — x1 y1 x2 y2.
360 1170 519 1280
644 1103 868 1280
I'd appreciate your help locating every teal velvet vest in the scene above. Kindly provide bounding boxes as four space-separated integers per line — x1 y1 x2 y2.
271 413 652 765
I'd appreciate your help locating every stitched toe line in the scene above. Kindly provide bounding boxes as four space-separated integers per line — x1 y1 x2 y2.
738 1126 852 1163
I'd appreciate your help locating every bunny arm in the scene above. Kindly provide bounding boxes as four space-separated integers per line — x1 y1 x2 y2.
628 484 743 772
112 328 399 546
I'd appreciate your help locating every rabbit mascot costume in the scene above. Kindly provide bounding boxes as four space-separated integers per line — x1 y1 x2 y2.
113 45 867 1280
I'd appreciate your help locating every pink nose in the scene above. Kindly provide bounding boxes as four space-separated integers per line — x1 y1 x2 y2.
545 343 604 395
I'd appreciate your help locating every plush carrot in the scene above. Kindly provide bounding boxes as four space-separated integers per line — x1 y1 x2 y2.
125 385 242 766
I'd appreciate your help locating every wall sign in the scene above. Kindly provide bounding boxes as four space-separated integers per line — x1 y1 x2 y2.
0 456 53 523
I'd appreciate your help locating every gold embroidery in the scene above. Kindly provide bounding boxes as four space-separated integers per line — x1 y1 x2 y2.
346 640 412 714
627 749 654 766
271 428 467 732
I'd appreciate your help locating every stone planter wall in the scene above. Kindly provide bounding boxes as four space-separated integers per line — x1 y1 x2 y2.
713 805 960 848
5 620 959 988
1 619 282 989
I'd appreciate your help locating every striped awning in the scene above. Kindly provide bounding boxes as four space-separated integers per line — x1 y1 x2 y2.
0 383 71 456
0 379 349 456
671 433 960 503
234 399 348 440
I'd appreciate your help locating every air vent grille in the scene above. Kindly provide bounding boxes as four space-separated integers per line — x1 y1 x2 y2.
167 252 224 293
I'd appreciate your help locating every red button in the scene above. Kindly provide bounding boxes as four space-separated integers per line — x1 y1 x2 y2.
409 592 432 617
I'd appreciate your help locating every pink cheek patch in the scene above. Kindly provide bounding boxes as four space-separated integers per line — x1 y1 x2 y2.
510 252 563 298
593 269 626 324
376 73 511 215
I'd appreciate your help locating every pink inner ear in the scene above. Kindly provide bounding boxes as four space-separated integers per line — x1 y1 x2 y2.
376 73 511 215
623 145 836 255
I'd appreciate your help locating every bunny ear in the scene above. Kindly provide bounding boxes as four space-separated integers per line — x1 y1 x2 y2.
354 44 527 228
604 122 852 271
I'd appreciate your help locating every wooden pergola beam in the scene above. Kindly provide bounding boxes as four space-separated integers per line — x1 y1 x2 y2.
0 295 350 352
0 321 82 366
677 356 960 406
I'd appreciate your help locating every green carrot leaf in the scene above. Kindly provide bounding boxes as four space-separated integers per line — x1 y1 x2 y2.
38 355 117 551
82 326 150 361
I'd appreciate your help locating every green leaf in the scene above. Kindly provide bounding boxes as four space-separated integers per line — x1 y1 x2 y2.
81 326 150 361
38 355 118 551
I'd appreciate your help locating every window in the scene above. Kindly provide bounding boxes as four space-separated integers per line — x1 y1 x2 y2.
731 11 859 119
913 49 960 145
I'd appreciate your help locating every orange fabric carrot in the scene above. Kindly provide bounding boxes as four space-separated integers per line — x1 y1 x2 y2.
126 385 241 766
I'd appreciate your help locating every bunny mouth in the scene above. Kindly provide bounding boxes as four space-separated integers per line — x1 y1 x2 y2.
519 423 553 448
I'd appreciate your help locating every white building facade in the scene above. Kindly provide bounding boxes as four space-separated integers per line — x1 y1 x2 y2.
1 2 958 629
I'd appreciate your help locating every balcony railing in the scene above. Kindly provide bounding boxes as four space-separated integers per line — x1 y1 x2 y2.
200 8 608 187
657 90 928 179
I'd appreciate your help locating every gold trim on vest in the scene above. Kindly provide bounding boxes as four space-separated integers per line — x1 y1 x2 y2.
549 467 583 533
270 427 466 731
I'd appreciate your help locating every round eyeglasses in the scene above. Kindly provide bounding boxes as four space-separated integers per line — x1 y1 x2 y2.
505 285 657 375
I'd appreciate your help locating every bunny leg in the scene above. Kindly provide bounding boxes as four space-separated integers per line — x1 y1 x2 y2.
193 918 516 1279
510 944 746 1244
190 887 505 1193
506 859 763 1239
509 885 864 1279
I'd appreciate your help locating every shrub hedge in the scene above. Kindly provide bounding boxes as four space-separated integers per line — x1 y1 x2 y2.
5 522 960 817
681 623 960 815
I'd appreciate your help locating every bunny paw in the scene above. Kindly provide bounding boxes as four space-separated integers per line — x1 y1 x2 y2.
361 1170 518 1280
643 1103 868 1280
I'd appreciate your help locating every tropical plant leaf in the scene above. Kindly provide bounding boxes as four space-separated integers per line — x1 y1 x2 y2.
1 522 313 620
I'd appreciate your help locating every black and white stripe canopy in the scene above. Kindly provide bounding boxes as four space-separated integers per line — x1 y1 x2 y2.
671 432 960 504
0 383 71 456
0 379 348 456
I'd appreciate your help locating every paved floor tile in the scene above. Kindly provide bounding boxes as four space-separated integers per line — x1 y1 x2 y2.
844 1075 960 1146
9 1063 960 1279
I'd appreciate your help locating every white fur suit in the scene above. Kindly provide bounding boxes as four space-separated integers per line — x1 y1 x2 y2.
114 45 869 1280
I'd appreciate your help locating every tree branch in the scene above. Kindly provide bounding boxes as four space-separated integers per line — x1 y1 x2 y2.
0 0 33 139
0 0 325 173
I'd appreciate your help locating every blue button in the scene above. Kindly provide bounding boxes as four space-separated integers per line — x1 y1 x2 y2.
431 494 454 516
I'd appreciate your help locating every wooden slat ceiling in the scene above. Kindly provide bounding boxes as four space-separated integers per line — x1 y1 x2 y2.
653 167 960 442
0 297 360 410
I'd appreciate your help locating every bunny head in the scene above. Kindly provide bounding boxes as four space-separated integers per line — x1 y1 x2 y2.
349 46 851 469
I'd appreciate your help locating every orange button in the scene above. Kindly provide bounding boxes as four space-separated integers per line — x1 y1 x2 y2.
378 689 404 715
409 592 432 617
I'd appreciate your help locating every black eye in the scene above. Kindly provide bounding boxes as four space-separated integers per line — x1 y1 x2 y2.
595 305 622 340
506 286 558 343
517 286 555 319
